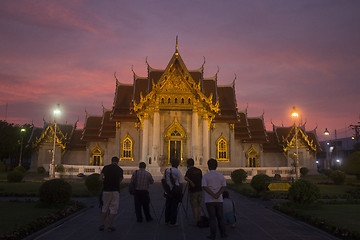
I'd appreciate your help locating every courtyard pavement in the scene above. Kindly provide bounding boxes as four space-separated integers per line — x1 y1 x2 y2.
27 183 339 240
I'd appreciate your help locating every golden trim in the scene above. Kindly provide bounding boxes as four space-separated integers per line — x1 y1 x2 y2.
120 133 134 161
164 118 187 164
216 134 229 162
90 144 103 166
246 145 259 167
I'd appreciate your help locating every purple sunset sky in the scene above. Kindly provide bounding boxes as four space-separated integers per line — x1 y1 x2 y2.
1 0 359 140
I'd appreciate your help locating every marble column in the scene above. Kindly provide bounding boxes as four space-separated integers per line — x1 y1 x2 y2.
152 109 160 164
142 114 149 163
192 107 199 162
115 122 121 158
202 115 209 166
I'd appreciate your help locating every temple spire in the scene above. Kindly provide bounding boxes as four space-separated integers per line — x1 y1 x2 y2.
175 36 179 54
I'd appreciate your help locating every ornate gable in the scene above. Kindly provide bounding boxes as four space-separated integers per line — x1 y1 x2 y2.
133 49 219 125
282 125 317 152
32 124 67 151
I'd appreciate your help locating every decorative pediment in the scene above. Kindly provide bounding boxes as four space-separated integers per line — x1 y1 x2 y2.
164 118 187 140
283 125 317 152
33 124 67 150
246 145 259 158
133 50 219 117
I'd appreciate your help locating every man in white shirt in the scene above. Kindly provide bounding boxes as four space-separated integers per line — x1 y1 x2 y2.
163 158 183 227
202 158 227 239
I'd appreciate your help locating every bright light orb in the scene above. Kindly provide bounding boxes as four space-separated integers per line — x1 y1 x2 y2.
291 106 298 118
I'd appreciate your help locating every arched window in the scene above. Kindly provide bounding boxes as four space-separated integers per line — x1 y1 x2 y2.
90 144 103 166
161 98 164 104
188 98 191 104
216 135 229 162
121 134 134 161
246 145 259 167
168 98 171 104
175 98 178 104
181 98 184 104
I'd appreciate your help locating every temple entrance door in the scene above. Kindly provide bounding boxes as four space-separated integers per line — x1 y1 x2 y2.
169 140 181 163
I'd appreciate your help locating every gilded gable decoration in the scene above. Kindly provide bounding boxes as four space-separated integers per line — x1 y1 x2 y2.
120 133 134 161
90 144 103 166
246 145 259 167
216 134 229 162
33 124 67 151
283 125 317 152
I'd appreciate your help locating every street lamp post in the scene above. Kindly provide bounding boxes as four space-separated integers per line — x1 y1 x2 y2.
324 128 330 169
291 106 299 180
19 127 26 167
51 104 61 178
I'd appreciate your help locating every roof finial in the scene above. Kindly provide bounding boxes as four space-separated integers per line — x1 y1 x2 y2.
216 66 219 75
233 73 237 85
145 56 149 66
131 65 135 75
175 35 179 53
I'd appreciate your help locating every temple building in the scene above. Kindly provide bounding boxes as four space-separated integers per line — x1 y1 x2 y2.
29 43 321 178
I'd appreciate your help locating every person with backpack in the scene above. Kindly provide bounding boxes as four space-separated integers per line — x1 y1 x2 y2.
184 158 203 226
162 158 183 227
130 162 154 223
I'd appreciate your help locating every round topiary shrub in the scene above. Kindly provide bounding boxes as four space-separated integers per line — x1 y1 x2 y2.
39 179 72 205
323 169 333 178
37 166 46 174
250 174 271 193
85 173 102 195
231 169 247 184
330 170 346 185
14 166 26 174
0 161 5 173
7 171 24 182
300 167 309 177
288 179 320 204
55 164 65 173
273 174 281 181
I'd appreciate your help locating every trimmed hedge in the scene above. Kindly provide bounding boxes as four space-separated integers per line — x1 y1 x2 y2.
330 170 346 185
7 171 24 182
250 174 271 193
0 161 5 172
37 166 46 174
39 179 72 205
288 179 320 204
85 173 102 195
231 169 247 184
14 166 26 174
55 164 65 173
300 167 309 177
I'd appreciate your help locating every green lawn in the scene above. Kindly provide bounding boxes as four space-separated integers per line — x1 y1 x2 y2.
298 204 360 232
0 201 60 235
276 202 360 238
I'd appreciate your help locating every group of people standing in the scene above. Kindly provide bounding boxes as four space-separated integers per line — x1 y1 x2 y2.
99 156 236 240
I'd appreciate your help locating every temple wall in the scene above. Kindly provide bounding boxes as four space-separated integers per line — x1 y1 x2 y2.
62 150 87 165
262 152 287 167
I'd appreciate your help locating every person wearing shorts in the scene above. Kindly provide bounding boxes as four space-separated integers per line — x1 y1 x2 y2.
99 156 123 232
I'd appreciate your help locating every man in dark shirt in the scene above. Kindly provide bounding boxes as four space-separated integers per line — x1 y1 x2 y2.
99 156 123 232
184 158 203 225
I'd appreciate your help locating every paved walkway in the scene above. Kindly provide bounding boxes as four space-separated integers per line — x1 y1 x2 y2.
29 183 339 240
